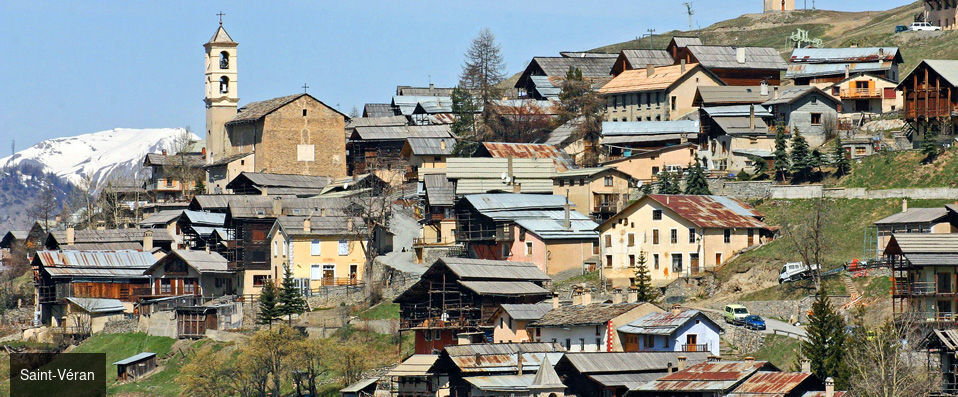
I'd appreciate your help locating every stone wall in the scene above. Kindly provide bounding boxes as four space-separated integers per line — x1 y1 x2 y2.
101 318 137 334
138 310 177 338
708 180 773 200
707 178 958 201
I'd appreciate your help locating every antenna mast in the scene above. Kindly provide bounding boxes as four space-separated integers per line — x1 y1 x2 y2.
684 2 694 31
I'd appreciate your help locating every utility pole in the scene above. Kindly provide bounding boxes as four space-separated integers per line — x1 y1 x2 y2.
683 2 694 32
646 28 656 49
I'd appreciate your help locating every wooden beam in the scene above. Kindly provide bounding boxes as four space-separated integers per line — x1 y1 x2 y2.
925 67 930 119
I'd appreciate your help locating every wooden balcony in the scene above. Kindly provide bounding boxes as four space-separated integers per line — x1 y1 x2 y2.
903 103 956 119
681 344 710 352
892 281 937 296
840 87 880 99
316 277 360 287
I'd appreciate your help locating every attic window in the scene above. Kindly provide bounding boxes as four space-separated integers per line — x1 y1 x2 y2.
811 97 818 104
303 109 308 117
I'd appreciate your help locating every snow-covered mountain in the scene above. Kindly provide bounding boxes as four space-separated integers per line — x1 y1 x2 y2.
0 128 199 191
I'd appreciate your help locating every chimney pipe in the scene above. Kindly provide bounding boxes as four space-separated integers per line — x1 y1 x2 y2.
707 355 721 362
749 104 756 131
516 350 523 376
563 198 571 230
552 295 559 309
744 356 755 363
272 197 283 216
440 139 447 151
303 217 311 233
680 59 686 74
845 64 850 79
760 81 769 96
736 47 746 64
678 356 687 371
581 291 592 306
646 64 655 77
347 218 354 231
162 149 167 156
800 358 811 373
825 377 835 397
142 230 153 252
667 362 673 374
66 227 75 246
671 305 682 315
902 199 908 213
205 244 210 253
261 186 268 196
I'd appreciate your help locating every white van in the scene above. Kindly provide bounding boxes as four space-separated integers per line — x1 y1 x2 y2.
779 262 820 284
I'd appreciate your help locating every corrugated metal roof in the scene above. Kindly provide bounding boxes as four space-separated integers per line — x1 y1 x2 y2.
889 233 958 254
45 267 149 278
543 118 580 147
603 120 700 136
687 45 787 70
696 86 774 105
445 342 565 374
404 137 456 156
789 47 900 63
786 62 889 79
459 280 551 296
350 124 453 141
438 257 551 281
465 194 567 212
640 194 768 229
113 352 156 366
499 303 553 321
36 250 158 269
340 377 379 393
633 361 773 392
446 158 556 195
423 173 454 206
530 76 561 99
874 207 949 225
60 242 146 252
51 229 173 245
563 351 711 374
391 95 451 116
387 354 438 377
532 303 642 327
620 50 675 69
712 116 771 135
618 310 718 335
702 105 772 118
515 217 599 240
600 63 703 94
464 374 535 391
181 210 226 226
414 98 454 114
588 372 663 389
602 134 688 144
480 142 575 172
727 371 812 396
66 297 126 313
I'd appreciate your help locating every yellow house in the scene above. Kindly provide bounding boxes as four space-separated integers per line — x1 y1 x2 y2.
823 75 903 114
599 63 724 122
602 144 697 183
267 215 367 288
399 137 456 182
597 194 773 288
553 166 638 221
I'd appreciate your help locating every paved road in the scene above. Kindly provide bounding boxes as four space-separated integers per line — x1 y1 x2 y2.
694 307 808 340
375 205 427 276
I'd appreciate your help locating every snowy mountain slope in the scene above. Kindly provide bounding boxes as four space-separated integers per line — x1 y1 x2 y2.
0 128 198 190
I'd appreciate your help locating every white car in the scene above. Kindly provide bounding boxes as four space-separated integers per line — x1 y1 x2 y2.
909 22 942 31
779 262 820 284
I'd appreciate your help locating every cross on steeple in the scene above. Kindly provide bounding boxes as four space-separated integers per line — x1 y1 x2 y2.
217 11 225 26
302 83 309 93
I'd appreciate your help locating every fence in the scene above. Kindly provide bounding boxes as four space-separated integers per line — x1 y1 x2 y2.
772 329 808 341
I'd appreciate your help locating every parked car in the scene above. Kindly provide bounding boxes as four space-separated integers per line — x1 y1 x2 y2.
723 304 750 325
908 22 942 31
743 315 766 330
894 25 908 33
779 262 820 284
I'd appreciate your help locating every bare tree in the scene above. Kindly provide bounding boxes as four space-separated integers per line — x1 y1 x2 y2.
28 184 60 230
460 28 506 138
166 128 204 200
847 318 939 397
780 196 831 290
344 166 396 303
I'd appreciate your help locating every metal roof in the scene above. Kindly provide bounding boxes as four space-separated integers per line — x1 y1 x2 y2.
499 303 553 321
727 371 813 396
350 124 453 141
387 354 438 377
413 98 454 114
404 137 456 156
181 210 226 226
532 303 642 327
438 257 551 281
363 103 397 118
633 361 775 392
600 63 704 94
530 76 561 99
227 172 332 189
712 116 771 135
702 105 772 118
340 377 379 393
113 352 156 366
66 297 126 313
696 86 774 105
602 135 689 145
35 250 157 269
464 374 536 391
445 343 565 374
162 250 230 273
562 351 711 374
589 373 664 389
391 95 451 116
686 45 787 70
789 47 900 63
346 115 407 129
190 195 234 210
731 149 775 159
459 280 552 296
888 233 958 254
532 356 564 388
618 310 720 335
479 142 575 173
543 117 581 147
620 50 675 69
446 158 556 195
875 207 950 225
138 210 183 226
423 173 455 206
514 217 599 240
50 229 173 245
636 194 768 229
603 120 700 135
762 86 838 106
190 226 229 238
464 193 566 212
526 56 617 78
921 60 958 87
786 62 889 79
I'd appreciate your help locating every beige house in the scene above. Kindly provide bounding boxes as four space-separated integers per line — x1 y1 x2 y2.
599 63 723 122
597 194 773 287
553 167 637 221
399 137 456 182
823 75 903 114
529 302 664 352
602 144 697 183
490 302 554 344
205 152 254 194
267 215 369 289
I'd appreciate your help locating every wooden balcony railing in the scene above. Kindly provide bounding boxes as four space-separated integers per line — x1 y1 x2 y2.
892 281 937 296
317 277 360 287
840 87 880 99
681 344 710 352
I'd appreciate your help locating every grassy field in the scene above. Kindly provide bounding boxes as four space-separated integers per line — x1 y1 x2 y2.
69 332 185 396
750 335 803 371
838 146 958 189
357 302 400 320
740 277 847 301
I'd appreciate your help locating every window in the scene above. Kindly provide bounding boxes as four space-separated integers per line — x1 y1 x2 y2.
652 210 662 220
219 76 229 93
643 334 655 348
664 337 670 348
628 233 635 247
566 339 572 350
653 254 660 270
596 338 602 351
273 241 278 257
526 242 533 255
672 253 683 272
855 146 867 156
810 113 822 125
558 179 565 187
184 279 196 294
593 241 600 255
604 176 613 187
606 255 613 268
652 229 660 244
310 240 321 256
338 239 349 255
811 96 818 104
724 229 731 243
219 51 229 69
604 235 612 248
671 96 677 111
253 275 269 287
655 115 661 121
160 279 171 293
689 228 696 243
310 265 322 280
282 241 288 257
302 109 308 117
670 229 678 244
629 255 635 267
580 338 586 350
651 166 660 175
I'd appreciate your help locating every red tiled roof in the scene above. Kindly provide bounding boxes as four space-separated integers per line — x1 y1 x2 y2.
647 194 768 229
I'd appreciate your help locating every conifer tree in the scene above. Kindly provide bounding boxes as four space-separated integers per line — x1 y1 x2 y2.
832 136 850 177
557 66 604 166
772 125 790 181
641 182 653 195
683 158 711 195
746 154 769 179
657 172 681 194
810 149 824 175
451 87 480 156
921 130 940 163
789 128 812 182
277 264 309 325
801 288 849 388
257 280 279 328
632 252 657 302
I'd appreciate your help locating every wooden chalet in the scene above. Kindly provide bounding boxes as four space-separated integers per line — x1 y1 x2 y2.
32 250 156 326
898 60 958 140
514 55 617 100
45 228 175 252
142 151 206 203
143 250 236 298
0 221 46 261
177 210 228 251
347 124 454 183
669 38 787 86
176 303 240 338
394 257 553 354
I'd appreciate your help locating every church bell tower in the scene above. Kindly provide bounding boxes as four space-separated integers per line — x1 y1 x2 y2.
204 15 238 164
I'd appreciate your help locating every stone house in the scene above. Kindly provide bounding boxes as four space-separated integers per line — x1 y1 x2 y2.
490 302 554 343
618 308 723 356
925 0 958 30
144 250 236 297
600 63 724 122
762 86 840 147
528 302 663 352
63 297 127 334
596 194 773 288
552 166 638 222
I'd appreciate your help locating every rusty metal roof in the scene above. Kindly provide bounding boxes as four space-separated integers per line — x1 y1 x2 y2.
35 250 156 279
561 352 711 374
802 392 847 397
790 47 900 64
641 195 768 229
531 303 641 327
633 361 775 393
727 371 813 396
444 342 565 374
619 309 722 335
478 142 574 172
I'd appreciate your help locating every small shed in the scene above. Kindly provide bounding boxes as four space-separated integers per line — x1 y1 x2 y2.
113 352 157 381
340 377 379 397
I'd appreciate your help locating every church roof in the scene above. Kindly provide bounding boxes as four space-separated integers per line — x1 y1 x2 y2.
207 25 236 45
227 93 348 125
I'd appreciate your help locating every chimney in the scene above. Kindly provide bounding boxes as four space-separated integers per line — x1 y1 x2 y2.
201 147 207 157
205 244 211 253
440 139 447 151
581 291 592 306
845 64 850 79
572 294 582 305
303 217 311 233
744 356 755 363
162 149 167 156
646 64 655 77
671 305 682 315
347 218 354 231
879 47 885 57
667 362 673 374
143 230 153 252
516 350 523 376
707 355 721 362
800 358 811 373
261 186 268 196
749 104 756 131
736 47 746 64
320 208 327 217
680 59 686 74
902 199 908 213
552 295 559 309
563 201 571 230
429 82 435 91
613 293 623 304
66 227 75 246
272 197 283 216
825 377 835 397
678 356 687 371
760 81 769 96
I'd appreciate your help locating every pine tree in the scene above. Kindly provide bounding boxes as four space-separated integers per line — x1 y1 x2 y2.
683 158 711 195
277 264 309 325
772 125 790 181
789 128 812 182
747 154 769 179
801 288 849 388
810 149 824 175
557 66 604 166
632 252 657 302
641 182 653 195
257 280 279 328
832 136 850 177
451 87 479 156
657 172 681 195
921 130 940 163
459 28 506 139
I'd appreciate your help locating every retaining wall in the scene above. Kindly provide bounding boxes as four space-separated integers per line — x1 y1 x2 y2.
708 179 958 201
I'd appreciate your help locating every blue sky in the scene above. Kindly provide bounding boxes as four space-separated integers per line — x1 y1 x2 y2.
0 0 908 151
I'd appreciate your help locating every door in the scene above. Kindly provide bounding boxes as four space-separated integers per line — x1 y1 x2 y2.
715 253 723 266
690 253 700 275
747 229 754 246
686 334 698 351
322 265 335 286
623 334 639 352
349 264 358 284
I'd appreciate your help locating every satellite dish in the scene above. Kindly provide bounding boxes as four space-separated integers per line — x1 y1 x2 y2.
500 172 508 181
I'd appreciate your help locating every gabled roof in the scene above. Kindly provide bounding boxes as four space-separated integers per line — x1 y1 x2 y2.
477 142 575 173
349 124 453 141
401 137 456 157
387 354 438 376
789 47 901 64
391 95 451 116
149 249 231 274
34 250 156 279
498 303 553 321
529 76 562 99
553 166 633 180
542 117 581 147
227 93 346 125
340 378 379 393
442 342 566 374
446 158 555 195
633 360 778 392
618 309 721 335
113 352 156 366
599 63 708 94
227 196 351 219
694 86 775 106
727 371 815 397
874 207 950 225
66 297 126 313
181 210 226 226
599 194 768 231
711 115 771 135
226 172 331 191
271 214 364 238
524 56 618 78
459 280 551 296
602 120 700 136
396 85 456 97
898 59 958 89
205 152 253 168
600 144 697 166
762 86 840 106
435 257 551 281
669 36 703 48
48 229 174 246
531 303 643 327
346 115 407 129
138 210 183 227
620 50 675 69
143 153 205 167
885 233 958 255
786 62 892 80
362 103 397 118
423 173 454 206
686 45 787 70
531 356 564 389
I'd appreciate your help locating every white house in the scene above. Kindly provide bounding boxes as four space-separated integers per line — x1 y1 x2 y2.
617 308 722 356
528 303 662 352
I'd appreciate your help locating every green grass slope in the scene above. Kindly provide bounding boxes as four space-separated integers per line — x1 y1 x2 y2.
838 146 958 189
